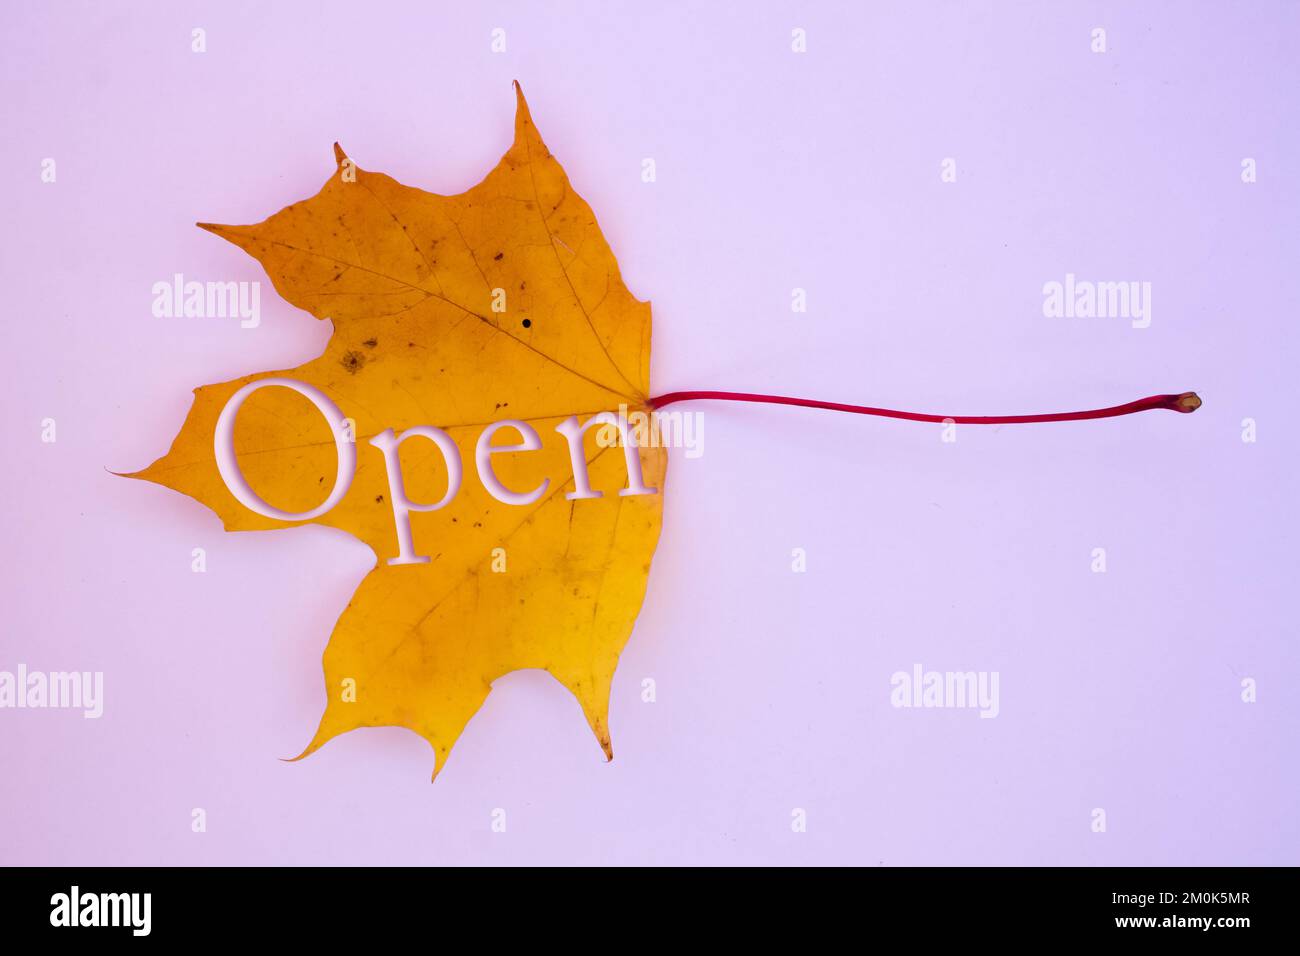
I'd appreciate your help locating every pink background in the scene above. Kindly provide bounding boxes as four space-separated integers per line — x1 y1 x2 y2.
2 1 1296 865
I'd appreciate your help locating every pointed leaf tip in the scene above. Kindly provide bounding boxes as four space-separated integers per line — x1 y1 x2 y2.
196 222 244 249
512 81 532 121
333 142 348 165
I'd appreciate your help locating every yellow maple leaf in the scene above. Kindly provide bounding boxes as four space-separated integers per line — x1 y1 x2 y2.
132 83 666 779
129 82 1202 782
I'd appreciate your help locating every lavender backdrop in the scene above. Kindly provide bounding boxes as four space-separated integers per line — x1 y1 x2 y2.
1 1 1296 865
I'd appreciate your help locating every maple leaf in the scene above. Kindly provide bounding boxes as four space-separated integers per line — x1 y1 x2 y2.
132 83 666 779
131 82 1200 781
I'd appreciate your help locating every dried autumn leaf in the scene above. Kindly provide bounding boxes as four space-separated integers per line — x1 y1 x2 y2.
132 83 666 779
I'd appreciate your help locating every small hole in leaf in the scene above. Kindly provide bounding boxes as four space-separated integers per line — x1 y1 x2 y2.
521 318 532 328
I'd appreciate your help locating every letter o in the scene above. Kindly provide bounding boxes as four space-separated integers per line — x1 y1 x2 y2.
213 377 356 520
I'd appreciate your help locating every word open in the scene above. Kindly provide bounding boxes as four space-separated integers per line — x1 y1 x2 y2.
213 378 658 566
